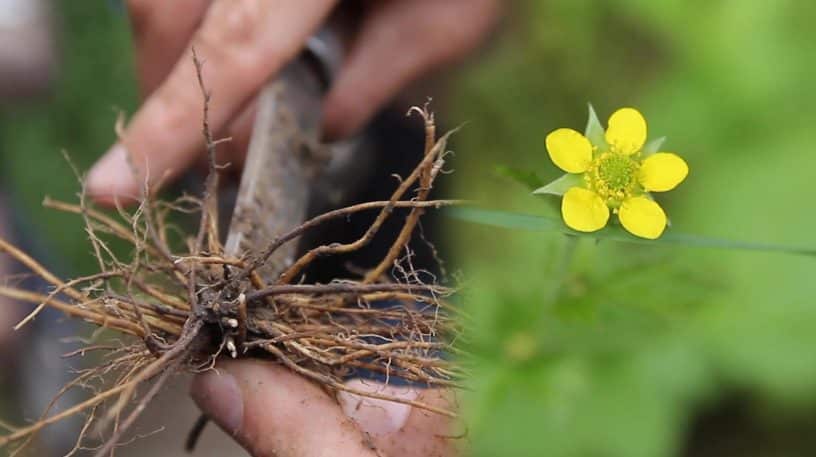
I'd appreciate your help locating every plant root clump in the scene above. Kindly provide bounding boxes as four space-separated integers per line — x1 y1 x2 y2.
0 58 465 456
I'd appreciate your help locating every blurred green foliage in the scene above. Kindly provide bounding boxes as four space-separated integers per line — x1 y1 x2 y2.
450 1 816 456
0 3 136 273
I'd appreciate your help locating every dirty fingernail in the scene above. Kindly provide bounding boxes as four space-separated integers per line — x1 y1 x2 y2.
191 370 244 435
338 379 418 436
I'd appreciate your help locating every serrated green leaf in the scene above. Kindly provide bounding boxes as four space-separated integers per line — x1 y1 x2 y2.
532 173 584 196
495 165 545 191
642 136 666 156
585 103 608 149
446 207 816 257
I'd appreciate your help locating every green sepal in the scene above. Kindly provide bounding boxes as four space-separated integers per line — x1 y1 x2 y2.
585 103 609 150
532 173 584 196
642 136 666 156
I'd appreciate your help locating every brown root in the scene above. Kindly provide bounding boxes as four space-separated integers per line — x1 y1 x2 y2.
0 54 464 454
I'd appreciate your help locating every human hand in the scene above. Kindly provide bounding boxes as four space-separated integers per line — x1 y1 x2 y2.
191 360 459 457
87 0 500 205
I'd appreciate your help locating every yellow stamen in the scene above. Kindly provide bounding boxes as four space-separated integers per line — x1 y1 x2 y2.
584 152 640 208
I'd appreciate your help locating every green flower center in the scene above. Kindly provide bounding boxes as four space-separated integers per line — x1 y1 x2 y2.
586 152 640 207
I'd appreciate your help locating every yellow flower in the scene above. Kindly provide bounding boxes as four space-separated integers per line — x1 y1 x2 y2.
537 107 688 239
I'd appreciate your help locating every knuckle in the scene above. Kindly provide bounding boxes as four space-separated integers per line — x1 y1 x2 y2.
196 0 268 68
433 0 500 54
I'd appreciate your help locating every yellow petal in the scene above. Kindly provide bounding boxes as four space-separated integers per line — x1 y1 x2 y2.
605 108 647 155
639 153 689 192
562 187 609 232
619 197 667 239
546 128 592 173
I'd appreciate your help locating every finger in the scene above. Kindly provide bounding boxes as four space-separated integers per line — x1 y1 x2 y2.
322 0 500 140
222 98 258 171
190 101 255 179
88 0 337 205
127 0 210 97
192 360 378 457
338 379 459 457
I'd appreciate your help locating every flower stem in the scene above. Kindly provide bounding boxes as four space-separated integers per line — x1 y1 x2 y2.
543 234 579 309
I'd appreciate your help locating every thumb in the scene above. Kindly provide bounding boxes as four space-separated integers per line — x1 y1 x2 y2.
191 360 377 457
338 380 459 456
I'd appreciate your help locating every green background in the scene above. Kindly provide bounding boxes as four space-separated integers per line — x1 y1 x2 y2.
451 1 816 456
2 1 816 456
0 4 137 270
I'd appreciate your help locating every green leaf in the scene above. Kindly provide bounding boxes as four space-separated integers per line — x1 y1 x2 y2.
585 103 608 149
495 165 545 191
532 173 584 196
642 136 666 156
446 206 816 257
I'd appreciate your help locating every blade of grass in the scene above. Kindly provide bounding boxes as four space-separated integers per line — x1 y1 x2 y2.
494 165 545 191
446 206 816 257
